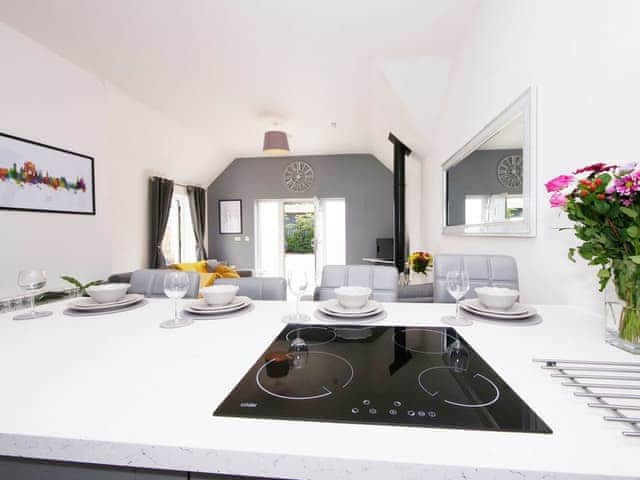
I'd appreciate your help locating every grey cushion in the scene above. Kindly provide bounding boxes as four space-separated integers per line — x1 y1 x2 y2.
433 254 519 303
216 277 286 301
206 259 220 272
313 265 398 302
129 269 200 298
107 272 132 283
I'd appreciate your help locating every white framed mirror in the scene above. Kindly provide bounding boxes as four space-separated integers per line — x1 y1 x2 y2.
442 87 537 237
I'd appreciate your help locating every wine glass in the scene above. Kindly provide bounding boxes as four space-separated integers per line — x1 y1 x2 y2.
441 270 473 326
159 271 194 329
283 271 310 323
13 270 52 320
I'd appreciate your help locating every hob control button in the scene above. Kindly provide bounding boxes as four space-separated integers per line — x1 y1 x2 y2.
363 399 371 406
393 401 402 407
417 410 426 417
407 410 416 416
369 408 377 414
389 409 398 415
428 411 437 418
351 407 359 414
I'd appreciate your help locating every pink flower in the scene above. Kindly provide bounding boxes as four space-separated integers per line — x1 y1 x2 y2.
573 163 615 175
545 175 575 193
549 192 568 208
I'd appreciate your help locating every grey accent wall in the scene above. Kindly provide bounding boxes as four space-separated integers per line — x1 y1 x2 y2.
207 154 393 268
446 149 523 226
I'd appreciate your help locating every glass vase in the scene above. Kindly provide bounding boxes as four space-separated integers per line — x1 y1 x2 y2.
605 260 640 354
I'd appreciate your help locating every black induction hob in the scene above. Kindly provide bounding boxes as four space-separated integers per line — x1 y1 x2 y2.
214 324 552 433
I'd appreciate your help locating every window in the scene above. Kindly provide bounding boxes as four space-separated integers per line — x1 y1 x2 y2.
161 186 197 264
464 194 524 225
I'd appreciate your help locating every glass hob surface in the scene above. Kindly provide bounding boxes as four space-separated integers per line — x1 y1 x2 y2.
214 324 552 433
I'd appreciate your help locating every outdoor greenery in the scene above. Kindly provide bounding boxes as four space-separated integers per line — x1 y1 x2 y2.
285 213 314 254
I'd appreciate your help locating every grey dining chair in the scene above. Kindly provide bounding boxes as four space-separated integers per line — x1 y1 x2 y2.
128 269 201 298
433 254 519 303
313 265 399 302
216 277 287 301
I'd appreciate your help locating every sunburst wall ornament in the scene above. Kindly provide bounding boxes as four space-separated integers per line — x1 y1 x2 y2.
497 154 523 189
283 161 314 192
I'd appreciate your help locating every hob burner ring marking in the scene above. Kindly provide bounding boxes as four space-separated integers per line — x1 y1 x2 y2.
256 351 354 400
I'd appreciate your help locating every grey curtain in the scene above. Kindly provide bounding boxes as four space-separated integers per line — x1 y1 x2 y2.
187 185 208 260
149 176 174 268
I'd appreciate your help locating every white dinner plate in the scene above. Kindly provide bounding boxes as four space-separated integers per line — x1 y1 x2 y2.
185 296 252 315
461 299 537 320
318 305 384 319
319 299 381 316
69 294 144 311
464 298 530 316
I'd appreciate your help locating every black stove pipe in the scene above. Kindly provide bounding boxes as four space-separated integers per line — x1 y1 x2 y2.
388 133 412 273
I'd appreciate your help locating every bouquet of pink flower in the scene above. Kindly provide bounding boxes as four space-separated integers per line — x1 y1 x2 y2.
546 162 640 346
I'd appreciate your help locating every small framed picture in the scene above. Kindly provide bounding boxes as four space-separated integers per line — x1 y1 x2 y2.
218 199 242 234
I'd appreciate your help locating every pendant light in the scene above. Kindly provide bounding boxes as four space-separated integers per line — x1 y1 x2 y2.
263 130 290 154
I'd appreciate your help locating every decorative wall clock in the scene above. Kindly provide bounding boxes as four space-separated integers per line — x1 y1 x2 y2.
283 160 314 192
496 154 523 189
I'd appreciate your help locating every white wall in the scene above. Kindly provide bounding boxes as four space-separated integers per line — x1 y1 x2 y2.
0 22 111 297
422 0 640 310
107 89 213 273
0 22 213 296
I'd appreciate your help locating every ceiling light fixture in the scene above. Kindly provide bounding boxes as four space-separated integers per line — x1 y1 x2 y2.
263 130 290 155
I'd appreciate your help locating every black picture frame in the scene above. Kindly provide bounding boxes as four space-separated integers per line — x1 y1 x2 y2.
218 199 243 234
0 131 96 215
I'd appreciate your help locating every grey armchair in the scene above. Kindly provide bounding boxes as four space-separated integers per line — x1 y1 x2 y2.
128 269 201 298
433 254 519 303
313 265 399 302
216 277 287 301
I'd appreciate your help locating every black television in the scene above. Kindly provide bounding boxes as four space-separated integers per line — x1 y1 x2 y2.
376 238 394 261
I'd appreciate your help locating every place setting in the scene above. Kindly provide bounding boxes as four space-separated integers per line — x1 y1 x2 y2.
180 284 254 323
442 271 539 326
314 286 387 324
64 283 146 317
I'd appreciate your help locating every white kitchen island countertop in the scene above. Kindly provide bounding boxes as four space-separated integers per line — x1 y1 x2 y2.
0 299 637 480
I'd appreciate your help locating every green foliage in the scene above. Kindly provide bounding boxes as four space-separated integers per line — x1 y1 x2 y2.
61 276 104 296
285 213 314 254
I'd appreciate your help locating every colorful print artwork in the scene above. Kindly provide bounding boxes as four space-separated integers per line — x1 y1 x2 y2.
0 132 95 214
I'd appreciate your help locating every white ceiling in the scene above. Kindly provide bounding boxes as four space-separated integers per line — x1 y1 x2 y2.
0 0 478 181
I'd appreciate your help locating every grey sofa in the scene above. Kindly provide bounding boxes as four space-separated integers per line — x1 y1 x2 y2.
433 254 519 303
313 265 398 302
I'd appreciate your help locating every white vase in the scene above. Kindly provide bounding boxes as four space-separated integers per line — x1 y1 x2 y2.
409 271 428 285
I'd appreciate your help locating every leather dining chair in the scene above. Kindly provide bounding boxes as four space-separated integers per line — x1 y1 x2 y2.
433 254 519 303
216 277 287 301
128 269 201 298
313 265 399 302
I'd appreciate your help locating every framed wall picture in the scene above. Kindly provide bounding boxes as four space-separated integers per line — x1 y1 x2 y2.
218 199 242 234
0 131 95 215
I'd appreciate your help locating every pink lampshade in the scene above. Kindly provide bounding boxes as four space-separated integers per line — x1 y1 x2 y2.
263 130 290 154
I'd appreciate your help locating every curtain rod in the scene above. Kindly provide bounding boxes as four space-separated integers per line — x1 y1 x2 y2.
150 176 203 189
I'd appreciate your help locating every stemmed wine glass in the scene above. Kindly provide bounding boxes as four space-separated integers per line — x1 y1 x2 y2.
159 271 194 329
14 269 52 320
441 270 473 326
283 271 310 323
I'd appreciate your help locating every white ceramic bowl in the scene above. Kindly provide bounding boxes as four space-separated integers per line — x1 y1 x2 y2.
86 283 130 304
200 284 239 306
475 286 519 310
335 286 372 309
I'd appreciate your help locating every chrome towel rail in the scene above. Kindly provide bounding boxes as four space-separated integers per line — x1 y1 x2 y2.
534 358 640 437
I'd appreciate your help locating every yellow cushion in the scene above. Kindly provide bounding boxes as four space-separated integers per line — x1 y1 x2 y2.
170 261 209 273
215 264 240 278
199 272 220 289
